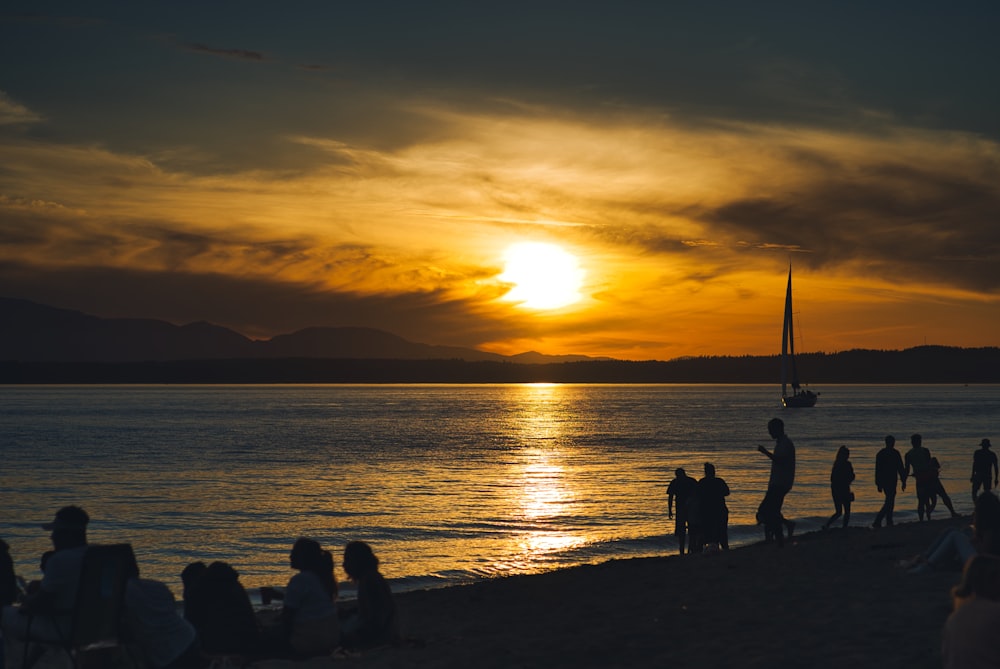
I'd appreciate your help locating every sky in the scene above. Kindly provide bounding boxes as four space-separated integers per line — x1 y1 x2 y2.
2 2 999 360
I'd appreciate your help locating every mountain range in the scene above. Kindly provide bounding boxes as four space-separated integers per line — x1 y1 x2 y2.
3 297 998 384
0 297 603 364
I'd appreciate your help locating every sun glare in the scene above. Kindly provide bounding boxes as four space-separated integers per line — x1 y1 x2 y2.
499 242 585 310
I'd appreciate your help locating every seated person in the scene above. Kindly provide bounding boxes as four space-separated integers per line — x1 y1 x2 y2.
942 554 1000 669
124 558 201 669
904 492 1000 574
179 561 207 624
339 541 399 649
261 538 339 657
181 561 260 656
2 506 90 647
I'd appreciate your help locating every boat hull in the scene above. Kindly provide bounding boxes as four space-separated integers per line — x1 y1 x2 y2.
782 391 818 408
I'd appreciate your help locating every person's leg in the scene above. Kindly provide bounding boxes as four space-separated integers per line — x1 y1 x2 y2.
874 491 888 527
825 499 842 529
937 483 959 517
720 510 729 550
917 485 930 521
761 489 783 547
675 514 687 555
886 488 897 526
843 498 852 527
923 529 974 570
972 478 984 505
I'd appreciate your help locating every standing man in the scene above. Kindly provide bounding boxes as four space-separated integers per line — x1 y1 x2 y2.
904 434 934 521
873 435 906 528
667 468 698 555
971 438 999 504
758 417 796 547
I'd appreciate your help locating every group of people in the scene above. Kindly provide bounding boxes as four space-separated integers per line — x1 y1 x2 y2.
667 418 998 555
0 505 400 668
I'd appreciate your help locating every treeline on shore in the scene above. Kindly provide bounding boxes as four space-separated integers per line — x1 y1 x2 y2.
2 346 998 384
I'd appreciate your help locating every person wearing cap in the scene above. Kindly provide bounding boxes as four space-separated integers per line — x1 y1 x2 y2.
971 438 999 504
1 505 90 647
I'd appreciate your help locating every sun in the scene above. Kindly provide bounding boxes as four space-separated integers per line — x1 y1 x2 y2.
499 242 585 310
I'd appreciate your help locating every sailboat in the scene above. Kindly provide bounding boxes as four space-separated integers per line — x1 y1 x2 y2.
780 266 818 408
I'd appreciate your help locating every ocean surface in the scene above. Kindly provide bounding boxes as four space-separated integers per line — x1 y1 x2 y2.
1 384 997 600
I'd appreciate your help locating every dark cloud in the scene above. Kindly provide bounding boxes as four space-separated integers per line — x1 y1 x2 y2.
696 160 1000 292
180 41 265 62
0 260 536 349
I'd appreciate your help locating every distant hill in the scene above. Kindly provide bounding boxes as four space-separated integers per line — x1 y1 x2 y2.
2 298 998 384
0 297 597 364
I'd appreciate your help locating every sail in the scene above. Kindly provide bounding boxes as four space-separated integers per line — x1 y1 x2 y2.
780 265 817 407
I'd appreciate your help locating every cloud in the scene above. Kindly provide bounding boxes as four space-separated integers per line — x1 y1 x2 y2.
0 91 42 125
179 41 265 62
2 101 998 356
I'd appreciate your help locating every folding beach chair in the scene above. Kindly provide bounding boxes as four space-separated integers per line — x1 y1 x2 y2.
21 543 136 669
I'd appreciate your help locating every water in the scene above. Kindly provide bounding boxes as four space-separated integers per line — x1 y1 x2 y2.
1 384 997 599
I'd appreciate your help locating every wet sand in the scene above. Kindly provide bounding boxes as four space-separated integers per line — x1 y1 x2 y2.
255 515 967 669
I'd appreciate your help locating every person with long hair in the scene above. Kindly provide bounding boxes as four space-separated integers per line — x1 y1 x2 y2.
340 541 399 649
268 538 339 657
823 446 855 529
942 554 1000 668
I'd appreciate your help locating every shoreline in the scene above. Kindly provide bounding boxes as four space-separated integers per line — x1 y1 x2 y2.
323 516 967 669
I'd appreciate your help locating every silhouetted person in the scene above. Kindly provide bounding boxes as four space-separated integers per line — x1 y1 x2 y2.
823 446 855 529
2 505 89 646
696 462 731 551
124 557 201 669
904 434 934 521
180 561 207 624
926 456 961 519
0 539 17 606
943 554 1000 669
340 541 399 650
904 492 1000 574
971 438 999 504
261 538 339 658
182 561 260 656
873 435 906 528
666 468 698 555
758 418 796 547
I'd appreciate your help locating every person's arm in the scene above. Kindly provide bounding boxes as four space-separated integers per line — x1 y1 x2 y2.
757 444 774 460
18 587 57 615
667 490 674 518
898 453 907 491
993 453 999 485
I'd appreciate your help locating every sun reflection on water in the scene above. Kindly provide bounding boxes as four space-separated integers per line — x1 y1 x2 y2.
501 384 589 569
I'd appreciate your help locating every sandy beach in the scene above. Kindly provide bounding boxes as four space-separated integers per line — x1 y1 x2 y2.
14 515 969 669
252 516 967 669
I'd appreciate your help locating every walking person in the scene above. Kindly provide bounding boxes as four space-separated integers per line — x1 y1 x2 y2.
823 446 855 529
758 417 796 547
904 434 934 521
666 468 698 555
873 435 906 528
926 456 961 519
971 438 999 504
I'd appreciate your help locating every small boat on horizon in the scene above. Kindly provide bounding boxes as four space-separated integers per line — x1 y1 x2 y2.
780 266 818 408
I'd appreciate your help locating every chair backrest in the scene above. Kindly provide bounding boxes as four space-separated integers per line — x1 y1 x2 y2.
68 543 135 648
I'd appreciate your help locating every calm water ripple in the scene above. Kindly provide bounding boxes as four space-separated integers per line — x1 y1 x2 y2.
1 384 997 599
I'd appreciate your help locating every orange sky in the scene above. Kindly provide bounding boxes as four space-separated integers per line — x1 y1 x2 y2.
1 5 998 360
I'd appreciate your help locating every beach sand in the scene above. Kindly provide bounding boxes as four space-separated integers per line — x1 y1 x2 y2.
14 517 969 669
250 515 968 669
